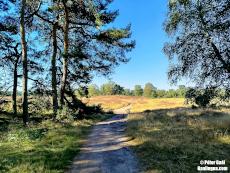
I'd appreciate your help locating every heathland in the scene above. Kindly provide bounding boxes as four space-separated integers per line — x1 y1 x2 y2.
86 95 230 173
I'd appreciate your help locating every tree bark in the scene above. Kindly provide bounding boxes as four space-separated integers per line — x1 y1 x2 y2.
12 59 19 116
20 0 29 125
60 2 69 108
52 22 58 116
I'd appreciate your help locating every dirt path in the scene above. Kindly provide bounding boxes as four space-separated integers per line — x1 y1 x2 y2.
67 114 139 173
113 104 132 114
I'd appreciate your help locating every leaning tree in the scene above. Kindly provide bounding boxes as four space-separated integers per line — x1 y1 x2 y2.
164 0 230 88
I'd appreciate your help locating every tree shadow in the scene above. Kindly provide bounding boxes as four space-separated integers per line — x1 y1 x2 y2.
127 107 230 173
0 122 92 172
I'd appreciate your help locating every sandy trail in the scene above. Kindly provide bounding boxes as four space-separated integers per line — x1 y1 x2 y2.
67 113 139 173
113 104 132 114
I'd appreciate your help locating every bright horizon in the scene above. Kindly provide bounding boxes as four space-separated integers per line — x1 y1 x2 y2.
92 0 191 90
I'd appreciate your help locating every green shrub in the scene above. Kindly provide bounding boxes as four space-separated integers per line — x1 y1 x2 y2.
185 88 217 108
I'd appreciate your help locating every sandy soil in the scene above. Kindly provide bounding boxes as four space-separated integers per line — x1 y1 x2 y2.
67 114 139 173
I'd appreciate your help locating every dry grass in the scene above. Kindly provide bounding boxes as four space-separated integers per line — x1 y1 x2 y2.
127 108 230 173
83 95 131 110
83 96 185 113
130 98 185 113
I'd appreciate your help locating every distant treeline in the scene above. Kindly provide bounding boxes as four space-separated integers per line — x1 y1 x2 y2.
76 82 188 98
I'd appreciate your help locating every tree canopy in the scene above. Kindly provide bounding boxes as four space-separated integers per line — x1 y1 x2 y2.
0 0 135 124
143 83 157 98
164 0 230 88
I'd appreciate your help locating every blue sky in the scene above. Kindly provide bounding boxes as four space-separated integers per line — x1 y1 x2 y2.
92 0 185 90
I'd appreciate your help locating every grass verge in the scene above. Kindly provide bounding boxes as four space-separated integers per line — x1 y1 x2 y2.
0 113 112 173
127 108 230 173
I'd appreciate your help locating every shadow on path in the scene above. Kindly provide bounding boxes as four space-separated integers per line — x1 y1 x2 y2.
67 114 139 173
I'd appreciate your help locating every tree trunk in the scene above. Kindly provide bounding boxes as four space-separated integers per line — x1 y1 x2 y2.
197 0 230 73
52 22 58 116
12 59 19 116
60 3 69 108
20 0 29 125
